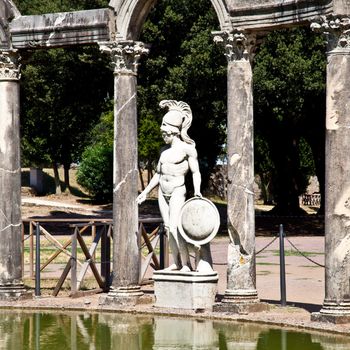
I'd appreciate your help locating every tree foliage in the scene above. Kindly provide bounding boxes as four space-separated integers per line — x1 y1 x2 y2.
13 0 107 15
14 0 327 210
253 27 326 214
76 108 114 201
76 143 113 201
138 0 227 187
15 0 112 192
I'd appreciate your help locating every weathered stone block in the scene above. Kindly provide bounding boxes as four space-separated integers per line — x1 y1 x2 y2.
228 0 333 30
311 312 350 324
213 300 269 314
153 270 218 310
10 9 111 49
333 0 350 15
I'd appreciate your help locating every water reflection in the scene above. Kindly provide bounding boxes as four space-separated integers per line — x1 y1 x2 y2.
0 310 349 350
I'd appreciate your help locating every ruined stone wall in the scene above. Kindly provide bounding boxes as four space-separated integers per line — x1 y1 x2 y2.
227 0 333 30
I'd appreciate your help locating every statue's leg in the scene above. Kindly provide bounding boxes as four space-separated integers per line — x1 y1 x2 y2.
197 243 214 273
169 187 192 271
158 190 182 270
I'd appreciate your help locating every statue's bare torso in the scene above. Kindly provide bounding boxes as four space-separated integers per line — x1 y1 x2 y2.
158 142 192 196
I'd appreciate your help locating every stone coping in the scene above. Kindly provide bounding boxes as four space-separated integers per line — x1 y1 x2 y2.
0 293 349 336
153 270 219 283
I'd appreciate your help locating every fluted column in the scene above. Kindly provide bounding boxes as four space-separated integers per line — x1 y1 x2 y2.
213 31 266 312
0 50 28 300
99 41 148 303
311 16 350 323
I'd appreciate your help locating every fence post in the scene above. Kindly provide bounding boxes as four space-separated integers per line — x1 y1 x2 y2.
71 227 78 294
35 223 41 297
30 221 34 279
21 223 24 279
92 223 96 260
279 224 287 306
101 224 111 289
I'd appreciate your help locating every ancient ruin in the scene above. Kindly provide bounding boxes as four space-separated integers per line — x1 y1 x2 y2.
1 0 350 322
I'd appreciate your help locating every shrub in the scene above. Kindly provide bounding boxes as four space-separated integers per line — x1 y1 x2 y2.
77 143 113 202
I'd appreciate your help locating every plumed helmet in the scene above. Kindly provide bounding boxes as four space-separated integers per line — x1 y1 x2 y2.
160 110 183 134
159 100 195 145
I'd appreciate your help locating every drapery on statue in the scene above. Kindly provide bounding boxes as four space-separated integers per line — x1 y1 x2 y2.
136 100 206 272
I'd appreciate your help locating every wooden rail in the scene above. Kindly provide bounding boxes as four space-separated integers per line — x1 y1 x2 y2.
21 217 167 296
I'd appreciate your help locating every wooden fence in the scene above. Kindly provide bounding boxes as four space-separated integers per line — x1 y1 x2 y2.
21 217 166 296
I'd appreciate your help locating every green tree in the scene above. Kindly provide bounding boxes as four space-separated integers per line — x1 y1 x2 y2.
253 27 326 214
76 109 113 201
15 0 112 193
76 143 113 201
13 0 107 15
138 0 227 189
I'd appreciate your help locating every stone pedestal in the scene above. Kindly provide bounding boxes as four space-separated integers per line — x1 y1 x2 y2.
153 270 218 310
99 41 148 304
0 50 29 300
311 311 350 325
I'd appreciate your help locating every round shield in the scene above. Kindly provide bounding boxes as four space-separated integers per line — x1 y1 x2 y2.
178 197 220 246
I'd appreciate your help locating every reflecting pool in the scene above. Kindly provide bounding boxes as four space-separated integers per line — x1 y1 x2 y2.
0 310 349 350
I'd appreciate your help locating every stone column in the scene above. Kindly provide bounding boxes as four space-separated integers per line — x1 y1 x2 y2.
311 16 350 323
213 31 267 313
99 41 148 304
0 50 28 300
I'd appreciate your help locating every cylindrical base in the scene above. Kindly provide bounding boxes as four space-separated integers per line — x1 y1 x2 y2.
101 286 144 306
221 289 259 304
214 289 269 314
320 299 350 315
0 283 31 301
108 285 143 298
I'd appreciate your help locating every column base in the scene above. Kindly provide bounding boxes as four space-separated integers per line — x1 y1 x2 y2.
0 283 32 301
311 300 350 324
100 286 146 306
213 289 269 314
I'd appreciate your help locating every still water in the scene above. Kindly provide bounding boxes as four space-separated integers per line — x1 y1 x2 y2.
0 311 349 350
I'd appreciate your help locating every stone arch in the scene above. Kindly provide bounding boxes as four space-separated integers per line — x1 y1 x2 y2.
109 0 231 40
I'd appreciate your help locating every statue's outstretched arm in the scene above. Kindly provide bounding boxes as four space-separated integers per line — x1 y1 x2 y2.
136 169 160 205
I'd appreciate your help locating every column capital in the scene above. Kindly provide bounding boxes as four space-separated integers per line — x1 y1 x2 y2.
0 50 21 81
311 15 350 54
99 40 149 75
213 30 256 62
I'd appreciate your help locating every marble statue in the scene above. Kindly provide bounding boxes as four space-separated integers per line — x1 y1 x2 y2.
137 100 210 272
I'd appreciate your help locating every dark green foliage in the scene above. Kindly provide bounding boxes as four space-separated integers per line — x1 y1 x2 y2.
14 0 327 209
253 27 326 214
13 0 108 15
76 109 113 201
138 0 227 186
21 47 112 164
76 143 113 201
16 0 113 191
